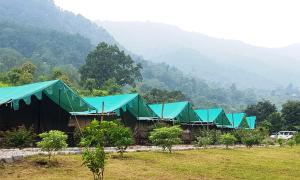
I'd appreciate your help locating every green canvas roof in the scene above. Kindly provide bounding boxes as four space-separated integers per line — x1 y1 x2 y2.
225 113 249 129
0 80 95 112
82 93 157 118
149 101 201 123
246 116 256 129
194 108 231 126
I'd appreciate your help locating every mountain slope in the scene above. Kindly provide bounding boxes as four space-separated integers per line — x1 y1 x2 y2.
0 0 115 45
98 21 300 89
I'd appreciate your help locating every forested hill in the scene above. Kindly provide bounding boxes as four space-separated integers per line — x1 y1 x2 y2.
0 0 116 45
0 22 92 68
99 21 300 89
0 0 262 110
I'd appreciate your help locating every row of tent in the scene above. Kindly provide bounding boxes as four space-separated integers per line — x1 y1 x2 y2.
0 80 256 134
73 90 256 130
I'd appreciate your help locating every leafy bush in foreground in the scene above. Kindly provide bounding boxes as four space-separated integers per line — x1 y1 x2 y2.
1 125 35 148
220 133 237 149
196 136 212 148
37 130 68 163
82 146 105 180
287 139 296 148
149 125 182 153
277 138 285 147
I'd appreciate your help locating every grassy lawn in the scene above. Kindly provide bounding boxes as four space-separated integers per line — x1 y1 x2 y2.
1 146 300 180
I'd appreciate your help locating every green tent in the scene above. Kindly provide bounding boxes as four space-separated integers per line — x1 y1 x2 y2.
246 116 256 129
148 101 201 123
224 113 249 129
194 108 231 126
0 80 94 132
81 93 157 118
0 80 94 112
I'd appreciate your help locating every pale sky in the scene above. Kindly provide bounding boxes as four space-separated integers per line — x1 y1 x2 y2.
54 0 300 48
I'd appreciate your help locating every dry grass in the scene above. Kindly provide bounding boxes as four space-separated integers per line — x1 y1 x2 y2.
1 146 300 180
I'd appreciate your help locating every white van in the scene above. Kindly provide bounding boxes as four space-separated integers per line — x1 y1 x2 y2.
270 131 297 140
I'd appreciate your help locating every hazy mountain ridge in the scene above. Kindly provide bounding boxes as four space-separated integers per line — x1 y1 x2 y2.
98 21 300 89
0 0 116 45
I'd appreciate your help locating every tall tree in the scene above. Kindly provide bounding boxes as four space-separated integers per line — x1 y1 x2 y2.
265 112 285 133
80 42 142 88
245 100 277 123
281 101 300 130
142 88 188 104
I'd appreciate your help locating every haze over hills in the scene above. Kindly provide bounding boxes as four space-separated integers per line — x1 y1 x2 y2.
0 0 116 45
98 21 300 89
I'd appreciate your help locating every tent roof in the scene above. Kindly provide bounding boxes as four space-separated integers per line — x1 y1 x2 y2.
82 93 157 118
194 108 231 125
225 113 249 129
0 80 95 112
149 101 201 123
246 116 256 129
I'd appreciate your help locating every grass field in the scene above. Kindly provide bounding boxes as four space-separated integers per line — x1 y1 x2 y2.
1 146 300 180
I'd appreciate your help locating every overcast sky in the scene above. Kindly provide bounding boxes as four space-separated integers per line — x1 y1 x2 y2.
54 0 300 48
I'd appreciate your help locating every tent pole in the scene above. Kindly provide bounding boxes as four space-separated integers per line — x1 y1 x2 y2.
161 102 164 119
58 89 61 126
137 95 140 144
207 109 209 131
38 98 41 134
101 101 104 122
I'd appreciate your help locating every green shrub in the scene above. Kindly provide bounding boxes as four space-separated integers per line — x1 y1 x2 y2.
277 138 285 147
81 120 133 158
37 130 68 163
287 139 296 148
294 132 300 144
1 125 35 148
196 136 212 148
220 133 237 149
82 146 105 180
197 129 221 145
149 125 182 153
112 125 134 158
262 137 275 146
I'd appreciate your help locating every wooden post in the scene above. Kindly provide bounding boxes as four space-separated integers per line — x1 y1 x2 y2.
58 88 61 125
161 102 165 120
101 101 104 122
232 113 234 129
207 109 209 130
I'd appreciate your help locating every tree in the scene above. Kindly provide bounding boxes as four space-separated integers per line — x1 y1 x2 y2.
143 88 188 104
80 42 142 88
82 146 105 180
245 100 277 124
37 130 68 163
220 133 237 149
149 126 182 153
113 125 134 158
281 101 300 130
81 120 133 158
265 112 285 133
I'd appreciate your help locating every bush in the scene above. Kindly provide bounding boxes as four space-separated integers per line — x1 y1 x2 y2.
262 137 275 146
81 120 134 158
82 146 105 180
196 136 212 148
113 125 134 158
197 129 221 145
37 130 68 163
149 125 182 153
0 125 35 148
294 132 300 144
277 138 285 147
220 133 237 149
287 139 296 148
